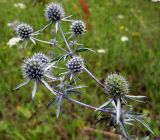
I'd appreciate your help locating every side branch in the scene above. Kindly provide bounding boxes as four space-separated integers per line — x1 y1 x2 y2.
64 95 115 115
83 66 108 92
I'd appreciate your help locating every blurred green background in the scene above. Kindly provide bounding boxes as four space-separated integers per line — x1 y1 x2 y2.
0 0 160 139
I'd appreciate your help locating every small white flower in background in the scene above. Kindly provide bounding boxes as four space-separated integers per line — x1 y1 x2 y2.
14 3 26 9
7 37 22 47
152 0 160 2
7 20 20 31
97 49 106 54
118 15 124 19
121 36 129 42
7 21 19 27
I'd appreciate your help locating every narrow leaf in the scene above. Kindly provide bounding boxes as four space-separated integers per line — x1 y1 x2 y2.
40 79 57 96
52 54 66 62
66 85 87 91
56 95 63 118
132 116 154 134
95 99 112 111
45 62 57 71
55 22 59 33
116 99 121 124
13 79 30 91
125 95 146 99
32 81 37 100
119 121 130 139
30 37 36 44
76 47 94 53
47 97 57 109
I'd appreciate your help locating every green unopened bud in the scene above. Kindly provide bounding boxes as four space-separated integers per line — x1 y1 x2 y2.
105 73 129 96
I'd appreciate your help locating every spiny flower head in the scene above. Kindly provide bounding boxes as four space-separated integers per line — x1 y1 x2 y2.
67 56 84 73
32 52 51 65
105 73 129 96
71 20 85 35
22 57 46 80
45 3 65 22
16 23 33 39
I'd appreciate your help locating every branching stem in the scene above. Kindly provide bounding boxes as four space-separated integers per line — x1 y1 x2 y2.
59 26 109 93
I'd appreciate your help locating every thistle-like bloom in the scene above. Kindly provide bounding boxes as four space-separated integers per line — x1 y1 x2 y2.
22 57 45 80
16 23 33 39
96 73 146 124
13 53 57 100
45 3 65 22
67 56 84 73
105 73 129 97
71 20 86 35
44 3 73 33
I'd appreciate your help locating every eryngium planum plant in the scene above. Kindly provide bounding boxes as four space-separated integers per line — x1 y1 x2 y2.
12 2 154 139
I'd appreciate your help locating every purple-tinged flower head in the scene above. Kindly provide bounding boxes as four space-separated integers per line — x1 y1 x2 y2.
22 57 46 80
14 53 57 99
32 52 51 65
45 3 65 22
67 56 84 73
71 20 85 35
16 23 33 39
105 73 129 96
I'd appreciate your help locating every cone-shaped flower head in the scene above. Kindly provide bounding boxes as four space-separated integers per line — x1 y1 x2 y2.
16 23 33 39
67 56 84 73
71 20 85 35
105 73 129 96
22 57 46 80
32 52 51 65
45 3 65 22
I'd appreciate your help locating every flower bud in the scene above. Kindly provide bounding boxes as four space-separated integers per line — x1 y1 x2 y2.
22 57 45 80
67 57 84 73
105 73 129 96
71 20 85 35
45 3 65 22
16 23 33 39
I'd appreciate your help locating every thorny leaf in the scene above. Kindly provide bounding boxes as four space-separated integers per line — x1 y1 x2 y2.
56 95 63 118
119 121 130 139
66 85 87 91
116 99 121 124
131 116 154 135
95 99 113 111
52 54 69 62
47 97 58 109
76 47 94 53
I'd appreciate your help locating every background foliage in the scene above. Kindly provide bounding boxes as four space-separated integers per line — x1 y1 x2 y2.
0 0 159 139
